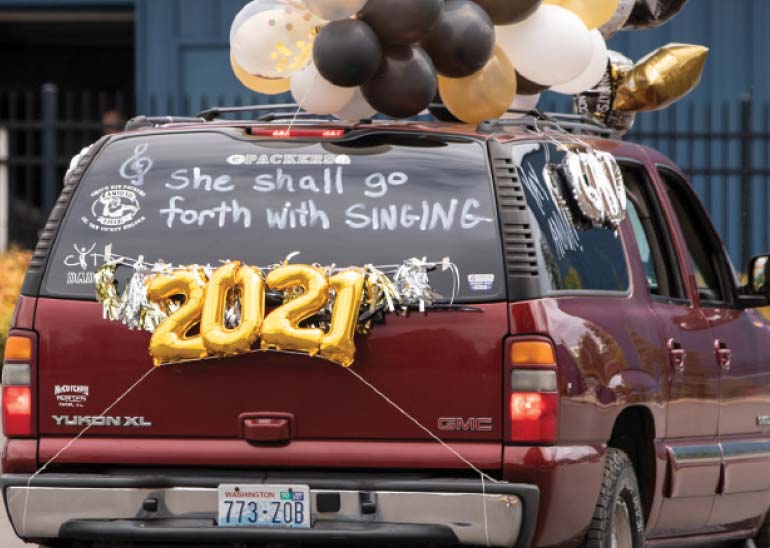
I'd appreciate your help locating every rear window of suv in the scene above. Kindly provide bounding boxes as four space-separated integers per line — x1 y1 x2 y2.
43 131 507 303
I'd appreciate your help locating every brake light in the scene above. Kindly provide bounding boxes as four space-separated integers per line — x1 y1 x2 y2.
507 338 559 443
509 393 558 443
249 128 346 138
3 332 35 438
3 387 31 437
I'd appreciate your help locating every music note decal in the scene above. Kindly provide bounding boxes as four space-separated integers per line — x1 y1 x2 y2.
119 143 153 187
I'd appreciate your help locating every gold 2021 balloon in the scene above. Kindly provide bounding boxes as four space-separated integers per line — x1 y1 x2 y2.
320 270 365 367
545 0 619 29
614 43 708 112
231 54 291 95
147 269 208 366
201 263 265 356
438 46 517 125
261 264 330 356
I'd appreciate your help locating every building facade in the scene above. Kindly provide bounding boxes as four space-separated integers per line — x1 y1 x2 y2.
0 0 769 262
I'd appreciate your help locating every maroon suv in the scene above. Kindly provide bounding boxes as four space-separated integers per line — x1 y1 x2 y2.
4 110 770 548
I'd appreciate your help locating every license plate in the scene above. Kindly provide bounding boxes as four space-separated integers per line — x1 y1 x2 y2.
218 484 311 528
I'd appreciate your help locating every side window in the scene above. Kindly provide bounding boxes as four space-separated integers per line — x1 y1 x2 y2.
622 165 685 300
515 143 629 294
658 168 733 304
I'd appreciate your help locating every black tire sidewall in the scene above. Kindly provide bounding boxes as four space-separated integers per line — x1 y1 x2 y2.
612 464 646 548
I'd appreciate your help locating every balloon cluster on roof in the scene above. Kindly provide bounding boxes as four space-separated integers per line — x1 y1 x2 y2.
229 0 705 133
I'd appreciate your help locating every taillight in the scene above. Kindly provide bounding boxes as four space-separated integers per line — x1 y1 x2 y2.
507 338 559 444
3 333 35 437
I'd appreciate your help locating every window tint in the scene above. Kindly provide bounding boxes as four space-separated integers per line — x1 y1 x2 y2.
659 169 731 303
622 164 684 300
513 143 629 293
44 131 506 303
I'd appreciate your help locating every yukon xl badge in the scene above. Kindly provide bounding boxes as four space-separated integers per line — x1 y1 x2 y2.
52 415 152 427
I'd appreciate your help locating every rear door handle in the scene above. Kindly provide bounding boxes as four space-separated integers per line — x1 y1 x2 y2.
667 338 686 373
715 340 732 371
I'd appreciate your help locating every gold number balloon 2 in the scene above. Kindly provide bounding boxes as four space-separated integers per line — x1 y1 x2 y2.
147 268 208 366
321 270 365 367
614 43 708 112
261 265 330 356
201 262 265 357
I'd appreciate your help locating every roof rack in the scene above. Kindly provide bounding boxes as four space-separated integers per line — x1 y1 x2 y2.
125 115 206 131
476 110 616 138
196 103 352 123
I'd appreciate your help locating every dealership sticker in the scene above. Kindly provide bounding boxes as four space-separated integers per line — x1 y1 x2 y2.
55 385 89 409
82 185 146 232
468 274 495 291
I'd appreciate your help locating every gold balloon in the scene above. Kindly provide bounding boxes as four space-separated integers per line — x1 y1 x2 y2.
545 0 619 29
614 43 709 112
321 270 365 367
201 263 265 357
231 53 291 95
261 265 329 356
438 46 518 125
147 268 207 366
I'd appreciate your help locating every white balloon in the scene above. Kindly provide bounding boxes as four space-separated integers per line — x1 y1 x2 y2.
291 63 356 115
231 5 319 78
334 88 377 120
230 0 286 44
497 5 593 86
503 94 542 118
303 0 368 21
552 30 608 95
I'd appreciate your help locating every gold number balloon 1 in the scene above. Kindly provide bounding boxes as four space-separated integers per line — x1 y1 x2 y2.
614 43 709 113
438 46 518 125
201 262 265 357
147 268 208 366
261 265 330 356
321 270 365 367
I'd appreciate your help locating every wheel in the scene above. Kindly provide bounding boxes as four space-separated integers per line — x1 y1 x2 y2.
583 448 646 548
756 509 770 548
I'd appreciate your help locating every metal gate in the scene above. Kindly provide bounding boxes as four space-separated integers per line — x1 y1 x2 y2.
0 84 130 249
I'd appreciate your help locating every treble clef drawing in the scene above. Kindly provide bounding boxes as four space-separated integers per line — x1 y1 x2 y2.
119 143 153 186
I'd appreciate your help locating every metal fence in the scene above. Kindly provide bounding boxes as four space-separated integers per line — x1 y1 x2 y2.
0 84 129 248
1 87 768 267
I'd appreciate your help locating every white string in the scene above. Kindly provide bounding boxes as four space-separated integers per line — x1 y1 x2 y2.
345 367 501 546
20 366 157 535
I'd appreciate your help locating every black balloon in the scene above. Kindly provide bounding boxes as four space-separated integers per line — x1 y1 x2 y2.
362 46 438 118
625 0 689 29
423 0 495 78
470 0 542 25
313 20 383 88
516 72 550 96
359 0 443 45
429 93 462 122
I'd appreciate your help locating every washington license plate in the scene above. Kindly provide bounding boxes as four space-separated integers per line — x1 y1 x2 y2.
218 484 310 528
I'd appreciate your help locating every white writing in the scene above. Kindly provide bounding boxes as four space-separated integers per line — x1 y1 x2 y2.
345 199 493 231
160 196 252 229
166 168 234 193
253 167 344 195
266 200 330 230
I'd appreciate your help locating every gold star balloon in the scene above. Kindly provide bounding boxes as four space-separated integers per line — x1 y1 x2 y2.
614 43 708 112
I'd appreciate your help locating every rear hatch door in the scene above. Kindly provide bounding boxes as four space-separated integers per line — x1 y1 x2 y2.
35 129 509 464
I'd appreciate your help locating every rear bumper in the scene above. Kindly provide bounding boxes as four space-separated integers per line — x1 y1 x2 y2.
2 473 539 547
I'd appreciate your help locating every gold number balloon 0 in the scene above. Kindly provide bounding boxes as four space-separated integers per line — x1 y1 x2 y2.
147 268 208 366
201 262 265 356
261 265 330 356
321 270 365 368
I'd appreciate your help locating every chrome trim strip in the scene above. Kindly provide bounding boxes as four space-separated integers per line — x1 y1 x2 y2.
6 486 523 547
720 439 770 461
667 444 722 465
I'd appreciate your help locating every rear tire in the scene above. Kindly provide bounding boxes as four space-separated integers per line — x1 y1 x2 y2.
756 510 770 547
583 448 646 548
